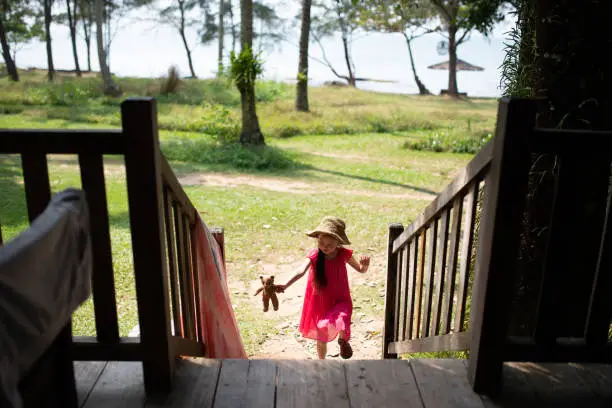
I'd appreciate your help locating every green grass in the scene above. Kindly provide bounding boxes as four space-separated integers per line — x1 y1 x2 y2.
0 71 498 354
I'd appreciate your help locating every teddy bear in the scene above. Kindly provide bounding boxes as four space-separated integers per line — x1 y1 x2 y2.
254 275 284 312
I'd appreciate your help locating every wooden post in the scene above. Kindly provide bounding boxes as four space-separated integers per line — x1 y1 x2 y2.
467 98 536 395
383 223 404 359
122 98 174 395
211 227 226 265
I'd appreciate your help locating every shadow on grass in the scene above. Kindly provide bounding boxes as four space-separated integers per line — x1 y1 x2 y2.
161 139 440 196
160 139 308 173
308 167 439 196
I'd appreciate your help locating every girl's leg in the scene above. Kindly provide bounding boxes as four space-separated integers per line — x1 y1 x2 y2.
316 340 327 359
339 330 346 340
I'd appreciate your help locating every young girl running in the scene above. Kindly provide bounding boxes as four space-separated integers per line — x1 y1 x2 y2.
278 216 370 359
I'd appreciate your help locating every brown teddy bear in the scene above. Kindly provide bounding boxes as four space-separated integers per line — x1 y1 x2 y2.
254 275 284 312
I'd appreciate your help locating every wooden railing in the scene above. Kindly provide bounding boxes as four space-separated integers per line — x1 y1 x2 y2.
0 98 221 395
383 97 612 394
383 140 490 358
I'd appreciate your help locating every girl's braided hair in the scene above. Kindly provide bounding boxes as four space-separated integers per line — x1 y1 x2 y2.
315 249 327 289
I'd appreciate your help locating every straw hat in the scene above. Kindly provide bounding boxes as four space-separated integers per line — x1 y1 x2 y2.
306 216 351 245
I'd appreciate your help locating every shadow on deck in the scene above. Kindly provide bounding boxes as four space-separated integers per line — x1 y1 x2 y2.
76 358 612 408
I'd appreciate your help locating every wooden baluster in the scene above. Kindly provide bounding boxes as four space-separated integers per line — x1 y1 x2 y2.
78 152 120 344
407 236 419 340
584 182 612 348
400 244 411 341
414 230 427 339
185 217 201 344
394 245 404 341
174 203 195 341
383 223 403 359
431 209 450 335
421 220 438 337
454 183 479 333
441 197 463 335
163 189 183 338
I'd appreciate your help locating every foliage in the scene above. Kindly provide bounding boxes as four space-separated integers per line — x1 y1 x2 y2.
356 0 436 34
406 129 492 153
498 0 534 97
1 0 44 62
229 45 263 92
252 0 286 52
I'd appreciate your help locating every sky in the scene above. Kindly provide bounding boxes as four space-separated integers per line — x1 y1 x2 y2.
5 2 516 98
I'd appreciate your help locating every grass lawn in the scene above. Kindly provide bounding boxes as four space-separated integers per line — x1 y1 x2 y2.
0 71 497 354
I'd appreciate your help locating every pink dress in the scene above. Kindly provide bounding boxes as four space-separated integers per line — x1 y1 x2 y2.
299 247 353 342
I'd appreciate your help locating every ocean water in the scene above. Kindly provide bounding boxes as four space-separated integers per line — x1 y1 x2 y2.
10 5 515 98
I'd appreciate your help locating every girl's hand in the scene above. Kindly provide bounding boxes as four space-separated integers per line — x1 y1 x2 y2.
359 255 370 272
275 284 287 293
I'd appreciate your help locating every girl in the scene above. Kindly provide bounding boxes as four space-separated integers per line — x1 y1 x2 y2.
277 216 370 359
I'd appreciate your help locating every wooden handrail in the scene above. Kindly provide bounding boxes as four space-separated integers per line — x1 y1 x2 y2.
392 140 493 254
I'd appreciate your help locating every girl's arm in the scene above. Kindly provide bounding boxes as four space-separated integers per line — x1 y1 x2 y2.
277 259 311 291
348 255 370 273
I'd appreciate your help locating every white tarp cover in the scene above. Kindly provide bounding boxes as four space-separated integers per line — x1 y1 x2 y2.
0 189 92 408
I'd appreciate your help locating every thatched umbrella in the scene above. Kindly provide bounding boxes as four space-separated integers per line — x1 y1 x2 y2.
427 58 484 71
428 58 484 95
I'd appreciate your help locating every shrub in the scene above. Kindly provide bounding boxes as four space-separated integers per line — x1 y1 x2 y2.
161 138 299 171
406 130 492 154
160 65 182 95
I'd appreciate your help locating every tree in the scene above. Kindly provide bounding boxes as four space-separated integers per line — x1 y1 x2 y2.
358 0 436 95
311 0 360 86
77 0 94 71
217 0 223 73
428 0 505 97
153 0 202 78
201 0 280 72
95 0 120 94
58 0 82 75
295 0 312 111
0 0 42 81
502 0 612 342
42 0 54 81
252 0 284 52
232 0 264 145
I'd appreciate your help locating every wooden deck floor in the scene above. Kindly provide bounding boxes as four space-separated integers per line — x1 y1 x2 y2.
75 358 612 408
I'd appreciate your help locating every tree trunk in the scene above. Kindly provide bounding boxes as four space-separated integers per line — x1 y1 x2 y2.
177 0 196 78
341 35 355 87
529 0 612 338
218 0 224 75
67 0 81 76
446 24 458 97
403 33 431 95
295 0 311 112
239 0 264 145
179 29 196 78
228 0 236 52
44 0 55 81
80 0 93 72
0 17 18 81
95 0 120 95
